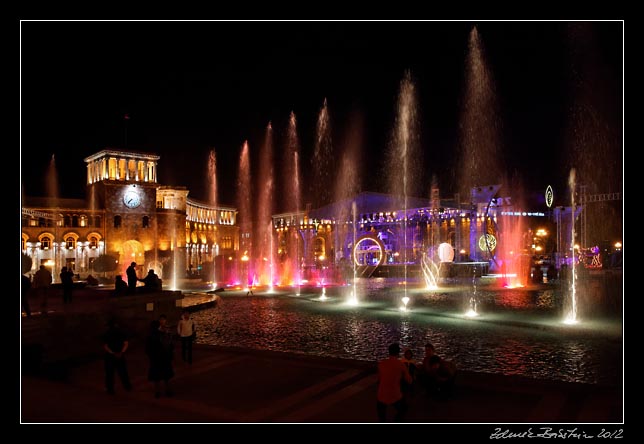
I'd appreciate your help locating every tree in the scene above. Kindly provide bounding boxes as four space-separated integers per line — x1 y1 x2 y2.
22 253 32 274
92 254 118 274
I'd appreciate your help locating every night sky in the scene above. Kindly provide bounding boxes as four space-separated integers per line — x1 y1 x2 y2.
20 21 623 212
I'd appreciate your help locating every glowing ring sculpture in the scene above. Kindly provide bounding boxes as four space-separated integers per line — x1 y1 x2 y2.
353 236 385 267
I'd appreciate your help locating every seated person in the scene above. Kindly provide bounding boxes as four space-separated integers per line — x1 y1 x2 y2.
400 348 418 397
142 269 161 290
113 275 128 296
401 348 418 380
425 355 457 399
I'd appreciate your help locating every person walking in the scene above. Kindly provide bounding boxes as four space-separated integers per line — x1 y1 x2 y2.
177 311 196 364
102 318 133 395
377 343 412 422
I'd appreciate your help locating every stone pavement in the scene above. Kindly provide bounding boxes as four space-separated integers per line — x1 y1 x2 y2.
21 341 622 425
20 286 623 427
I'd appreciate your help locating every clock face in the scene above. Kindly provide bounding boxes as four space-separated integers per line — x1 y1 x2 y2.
123 189 142 208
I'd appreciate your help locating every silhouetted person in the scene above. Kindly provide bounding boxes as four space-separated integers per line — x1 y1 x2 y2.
113 275 128 296
126 262 138 293
417 343 436 395
142 269 161 291
102 318 133 395
377 343 412 422
146 316 175 398
400 348 418 401
33 265 52 313
60 266 74 304
21 274 32 317
425 355 457 399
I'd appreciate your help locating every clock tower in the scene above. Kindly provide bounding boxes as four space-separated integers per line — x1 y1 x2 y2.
84 149 163 275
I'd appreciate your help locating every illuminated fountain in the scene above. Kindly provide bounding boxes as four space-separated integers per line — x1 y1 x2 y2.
420 253 440 290
564 168 578 325
496 180 529 288
311 98 333 209
237 140 252 288
347 201 358 306
280 112 303 294
208 149 218 288
388 71 419 310
256 123 274 287
45 155 62 282
465 264 479 317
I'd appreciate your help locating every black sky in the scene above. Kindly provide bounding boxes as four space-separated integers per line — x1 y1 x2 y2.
20 20 623 211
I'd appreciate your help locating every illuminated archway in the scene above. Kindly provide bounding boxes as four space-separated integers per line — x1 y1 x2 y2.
121 240 145 278
353 236 385 267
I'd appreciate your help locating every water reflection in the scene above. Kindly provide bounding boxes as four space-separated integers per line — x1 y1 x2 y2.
191 279 621 385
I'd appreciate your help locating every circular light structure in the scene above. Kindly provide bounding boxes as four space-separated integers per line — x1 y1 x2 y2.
353 236 384 267
438 243 455 262
545 185 554 208
478 234 497 252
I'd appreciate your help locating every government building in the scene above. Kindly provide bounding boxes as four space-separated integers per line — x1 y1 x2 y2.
21 149 240 284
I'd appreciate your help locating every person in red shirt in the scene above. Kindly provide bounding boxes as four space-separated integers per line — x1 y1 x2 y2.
377 343 412 422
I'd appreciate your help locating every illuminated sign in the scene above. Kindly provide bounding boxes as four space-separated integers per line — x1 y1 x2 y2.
545 185 554 208
478 234 497 252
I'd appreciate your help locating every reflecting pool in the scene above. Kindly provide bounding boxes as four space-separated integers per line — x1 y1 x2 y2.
190 276 622 386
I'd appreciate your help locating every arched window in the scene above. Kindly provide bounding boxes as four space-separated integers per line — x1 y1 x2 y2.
142 216 150 228
66 236 76 249
80 215 88 227
41 236 51 250
114 215 122 228
89 235 99 249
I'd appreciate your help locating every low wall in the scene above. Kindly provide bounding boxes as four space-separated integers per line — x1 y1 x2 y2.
21 289 185 376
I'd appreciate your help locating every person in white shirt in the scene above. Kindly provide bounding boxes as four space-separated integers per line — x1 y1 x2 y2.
177 311 196 364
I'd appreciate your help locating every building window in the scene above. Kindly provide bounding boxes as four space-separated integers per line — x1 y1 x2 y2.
41 236 51 250
66 236 76 249
72 215 79 227
38 217 46 227
64 215 72 227
80 215 87 227
89 236 99 249
29 218 38 227
114 215 122 228
142 216 150 228
221 236 233 249
94 216 102 228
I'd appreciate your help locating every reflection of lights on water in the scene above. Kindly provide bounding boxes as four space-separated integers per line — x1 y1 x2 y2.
465 309 479 318
504 284 525 289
